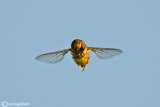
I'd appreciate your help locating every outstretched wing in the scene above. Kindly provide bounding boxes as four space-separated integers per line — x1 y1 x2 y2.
35 49 71 63
88 47 123 59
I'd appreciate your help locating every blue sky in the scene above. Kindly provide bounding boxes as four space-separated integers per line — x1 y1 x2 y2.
0 0 160 107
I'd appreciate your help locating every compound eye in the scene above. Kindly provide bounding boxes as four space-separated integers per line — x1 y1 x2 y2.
71 40 77 48
79 42 86 51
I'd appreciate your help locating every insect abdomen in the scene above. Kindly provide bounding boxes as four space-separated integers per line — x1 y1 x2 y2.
73 56 89 67
71 49 90 67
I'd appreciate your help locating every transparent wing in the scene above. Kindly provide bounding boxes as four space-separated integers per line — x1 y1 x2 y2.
88 47 123 59
35 49 71 63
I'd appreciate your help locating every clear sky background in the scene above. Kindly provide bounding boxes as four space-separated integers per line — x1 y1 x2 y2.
0 0 160 107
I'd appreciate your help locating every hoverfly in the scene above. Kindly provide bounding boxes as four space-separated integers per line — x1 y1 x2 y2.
35 39 123 71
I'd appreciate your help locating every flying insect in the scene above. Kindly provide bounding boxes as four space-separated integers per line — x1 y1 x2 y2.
35 39 123 71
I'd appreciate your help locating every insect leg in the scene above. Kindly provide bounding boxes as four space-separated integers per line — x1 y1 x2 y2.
78 65 83 71
81 66 85 71
78 65 85 71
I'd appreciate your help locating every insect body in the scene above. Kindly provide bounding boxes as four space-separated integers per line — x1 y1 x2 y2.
35 39 123 71
71 39 90 71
